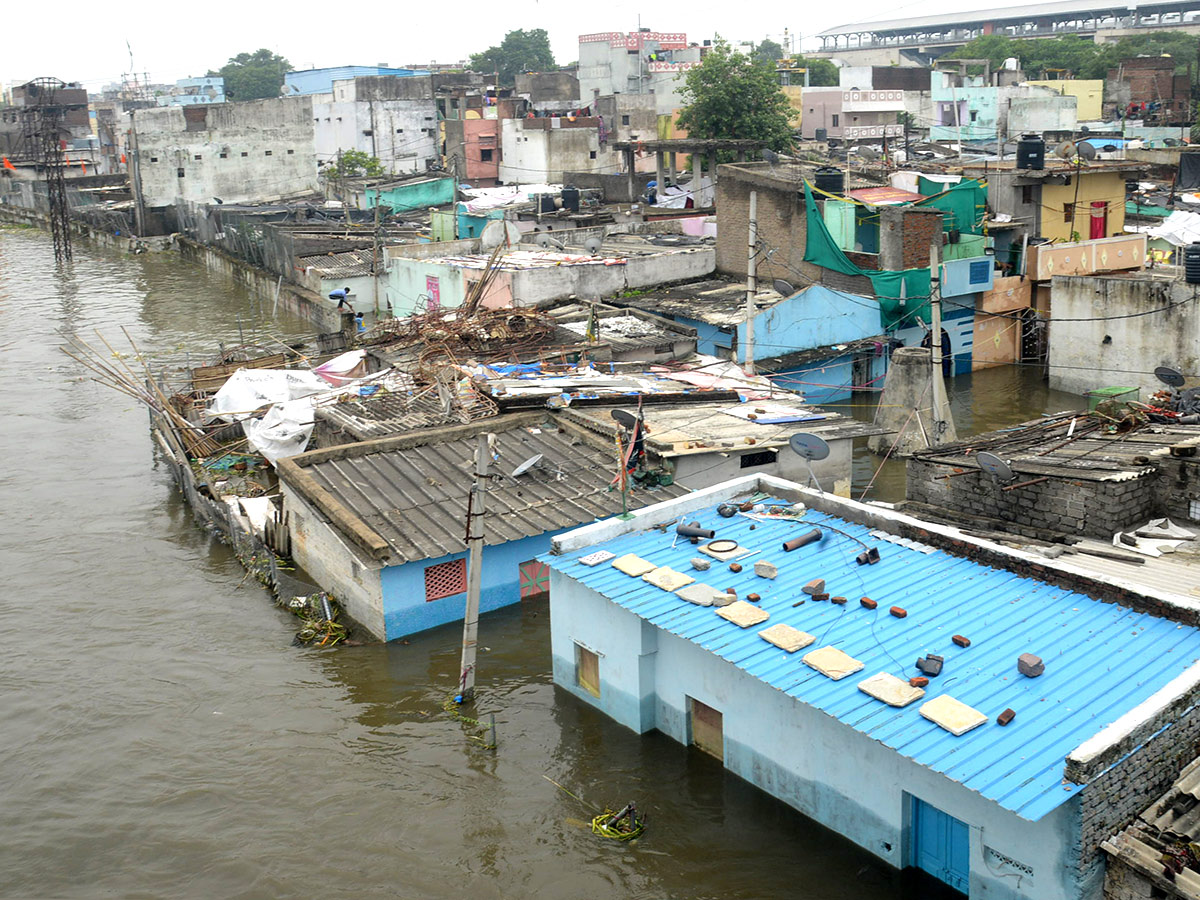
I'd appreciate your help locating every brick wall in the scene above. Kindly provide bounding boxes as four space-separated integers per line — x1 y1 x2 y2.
1080 704 1200 882
879 206 945 271
1154 456 1200 526
905 459 1158 540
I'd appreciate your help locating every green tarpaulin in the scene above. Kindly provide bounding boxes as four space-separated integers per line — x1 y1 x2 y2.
802 181 931 330
915 179 987 233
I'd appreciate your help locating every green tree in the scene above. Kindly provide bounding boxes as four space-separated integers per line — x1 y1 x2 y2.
948 30 1197 79
323 150 384 178
753 39 785 65
213 49 291 101
675 40 795 152
796 56 840 86
469 29 556 85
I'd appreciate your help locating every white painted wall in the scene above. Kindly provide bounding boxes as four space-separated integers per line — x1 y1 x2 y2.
312 90 437 175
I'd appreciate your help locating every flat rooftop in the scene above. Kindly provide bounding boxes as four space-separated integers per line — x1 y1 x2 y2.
608 278 785 327
544 482 1200 820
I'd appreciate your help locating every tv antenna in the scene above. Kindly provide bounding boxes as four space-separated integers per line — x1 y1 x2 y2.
788 432 830 493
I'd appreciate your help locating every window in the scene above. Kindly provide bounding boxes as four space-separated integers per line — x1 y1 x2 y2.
396 128 404 133
589 150 597 159
149 156 158 163
193 154 202 160
424 558 467 601
286 149 294 155
219 152 228 159
621 114 630 126
177 168 185 178
265 150 273 156
576 644 600 697
241 151 248 157
1021 184 1033 205
1064 202 1073 223
831 114 839 127
969 110 978 122
689 697 723 761
740 449 776 469
480 148 493 161
362 129 373 136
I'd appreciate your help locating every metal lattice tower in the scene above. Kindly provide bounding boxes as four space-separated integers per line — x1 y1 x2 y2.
19 78 73 263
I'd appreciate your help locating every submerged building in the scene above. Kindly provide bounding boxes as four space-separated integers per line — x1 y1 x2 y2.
543 473 1200 898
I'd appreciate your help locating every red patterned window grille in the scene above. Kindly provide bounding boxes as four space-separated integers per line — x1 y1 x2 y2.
424 558 467 602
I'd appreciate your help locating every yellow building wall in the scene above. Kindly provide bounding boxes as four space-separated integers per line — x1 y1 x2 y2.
1025 80 1104 121
781 85 803 128
1040 171 1126 242
657 112 687 141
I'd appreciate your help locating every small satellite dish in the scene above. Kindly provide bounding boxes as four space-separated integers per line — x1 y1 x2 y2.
1078 142 1097 160
584 235 603 256
762 148 780 166
511 454 543 478
1055 141 1076 160
789 433 831 461
976 451 1015 483
1155 365 1186 387
773 279 796 297
611 409 638 430
857 146 879 161
534 232 553 248
480 219 521 251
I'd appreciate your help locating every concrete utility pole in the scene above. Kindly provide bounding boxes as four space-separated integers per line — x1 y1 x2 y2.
929 244 949 447
744 191 758 374
459 431 492 703
372 190 381 314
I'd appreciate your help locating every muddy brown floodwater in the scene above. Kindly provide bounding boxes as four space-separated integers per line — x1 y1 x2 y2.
0 226 1079 899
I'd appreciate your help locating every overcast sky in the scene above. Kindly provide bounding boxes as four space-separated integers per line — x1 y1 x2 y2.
6 0 989 90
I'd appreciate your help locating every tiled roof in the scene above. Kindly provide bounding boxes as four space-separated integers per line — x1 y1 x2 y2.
544 496 1200 820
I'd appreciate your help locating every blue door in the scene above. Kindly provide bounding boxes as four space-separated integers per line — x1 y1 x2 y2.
912 797 969 894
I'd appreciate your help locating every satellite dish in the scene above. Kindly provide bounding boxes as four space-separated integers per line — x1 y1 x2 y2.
1155 366 1186 387
511 453 543 478
1078 142 1097 160
534 232 553 248
584 236 603 256
772 279 796 297
857 146 879 161
611 409 638 429
1055 141 1076 160
480 219 521 251
762 148 780 165
976 451 1015 483
789 433 831 460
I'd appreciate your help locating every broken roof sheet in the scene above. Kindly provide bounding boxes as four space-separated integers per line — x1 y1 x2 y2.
544 495 1200 820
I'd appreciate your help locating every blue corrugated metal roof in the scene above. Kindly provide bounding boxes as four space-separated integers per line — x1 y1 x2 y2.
543 499 1200 821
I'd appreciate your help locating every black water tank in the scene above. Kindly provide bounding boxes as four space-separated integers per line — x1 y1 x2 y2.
813 166 844 195
561 186 580 213
1016 134 1045 171
1185 243 1200 284
815 127 828 142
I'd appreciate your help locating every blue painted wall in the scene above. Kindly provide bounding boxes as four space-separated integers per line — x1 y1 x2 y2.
745 284 882 363
671 314 734 357
766 352 887 405
284 66 429 96
941 256 994 298
380 530 567 640
370 177 455 214
895 304 976 376
456 204 505 239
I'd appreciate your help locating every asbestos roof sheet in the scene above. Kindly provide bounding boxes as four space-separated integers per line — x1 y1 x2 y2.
300 424 688 564
543 497 1200 821
298 250 375 278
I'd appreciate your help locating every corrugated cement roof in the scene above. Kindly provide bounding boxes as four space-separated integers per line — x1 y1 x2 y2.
543 498 1200 821
301 424 688 564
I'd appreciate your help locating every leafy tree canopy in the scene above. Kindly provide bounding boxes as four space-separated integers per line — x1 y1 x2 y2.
946 31 1196 79
796 56 840 86
469 29 556 85
753 39 785 65
675 40 795 152
323 150 384 178
211 49 291 102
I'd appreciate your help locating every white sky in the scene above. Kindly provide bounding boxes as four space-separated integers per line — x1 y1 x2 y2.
5 0 992 90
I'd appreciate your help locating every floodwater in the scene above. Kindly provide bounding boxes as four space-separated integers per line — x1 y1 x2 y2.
0 226 1077 899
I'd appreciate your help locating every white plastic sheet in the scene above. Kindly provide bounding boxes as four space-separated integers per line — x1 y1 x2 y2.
1148 210 1200 247
241 397 315 463
314 349 369 386
207 368 330 422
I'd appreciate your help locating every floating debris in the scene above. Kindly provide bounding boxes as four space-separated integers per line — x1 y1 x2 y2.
277 592 347 646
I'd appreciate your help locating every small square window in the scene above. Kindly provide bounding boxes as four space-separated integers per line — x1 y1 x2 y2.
621 115 630 126
265 150 272 156
241 151 248 157
286 149 294 155
177 167 185 177
362 129 373 136
1021 184 1033 205
396 128 404 133
576 644 600 697
480 148 493 161
589 150 597 159
193 154 202 160
149 156 158 163
219 152 227 159
424 558 467 601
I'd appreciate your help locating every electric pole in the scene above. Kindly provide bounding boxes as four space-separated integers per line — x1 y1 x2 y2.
744 191 758 374
458 431 493 704
929 244 948 447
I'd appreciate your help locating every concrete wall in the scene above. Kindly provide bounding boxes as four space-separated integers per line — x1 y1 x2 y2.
748 286 882 362
132 98 319 207
1040 172 1126 242
799 88 843 139
386 256 468 315
499 118 618 184
1048 275 1200 398
1008 93 1078 135
1025 80 1104 121
312 86 438 174
281 485 386 638
550 573 1085 900
444 117 500 185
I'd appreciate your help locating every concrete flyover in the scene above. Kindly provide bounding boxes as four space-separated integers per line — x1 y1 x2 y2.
812 0 1200 65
